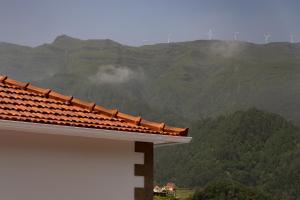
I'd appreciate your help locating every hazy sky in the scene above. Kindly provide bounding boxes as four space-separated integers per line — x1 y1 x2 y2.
0 0 299 46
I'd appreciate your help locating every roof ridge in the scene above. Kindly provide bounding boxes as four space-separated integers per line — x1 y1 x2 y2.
0 75 188 136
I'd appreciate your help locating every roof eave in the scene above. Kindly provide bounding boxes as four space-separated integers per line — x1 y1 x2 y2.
0 119 192 145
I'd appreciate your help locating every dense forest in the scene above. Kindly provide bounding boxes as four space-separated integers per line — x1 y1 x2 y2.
188 180 277 200
155 109 300 199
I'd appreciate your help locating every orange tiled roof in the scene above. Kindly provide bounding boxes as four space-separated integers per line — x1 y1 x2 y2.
0 75 188 136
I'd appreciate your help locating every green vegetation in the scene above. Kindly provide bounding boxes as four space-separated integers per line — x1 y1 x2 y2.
154 196 175 200
188 180 277 200
176 188 195 200
155 109 300 199
2 36 300 124
2 36 300 198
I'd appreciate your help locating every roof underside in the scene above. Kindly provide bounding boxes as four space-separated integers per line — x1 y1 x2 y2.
0 75 188 137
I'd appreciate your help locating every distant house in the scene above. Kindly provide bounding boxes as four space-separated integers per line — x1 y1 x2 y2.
154 185 162 193
165 182 176 191
0 75 191 200
154 182 177 198
165 182 177 197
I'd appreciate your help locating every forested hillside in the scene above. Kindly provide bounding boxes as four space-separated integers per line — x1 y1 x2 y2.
155 109 300 198
1 35 300 124
188 180 277 200
1 36 300 198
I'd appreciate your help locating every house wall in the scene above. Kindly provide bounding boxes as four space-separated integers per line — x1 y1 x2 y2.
0 131 144 200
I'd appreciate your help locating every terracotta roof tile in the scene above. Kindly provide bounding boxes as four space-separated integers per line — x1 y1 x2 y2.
26 84 51 96
0 75 188 137
71 98 95 111
4 77 29 89
0 75 7 82
94 105 118 117
49 91 73 103
117 112 142 125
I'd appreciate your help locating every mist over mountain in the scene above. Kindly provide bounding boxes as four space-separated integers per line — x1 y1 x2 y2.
1 35 300 125
1 35 300 198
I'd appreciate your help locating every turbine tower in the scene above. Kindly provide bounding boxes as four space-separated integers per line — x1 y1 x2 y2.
290 35 294 43
142 39 148 45
234 32 240 41
208 29 213 40
264 34 271 44
167 33 171 43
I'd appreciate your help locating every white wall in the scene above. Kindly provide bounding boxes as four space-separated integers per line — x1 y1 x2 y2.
0 131 144 200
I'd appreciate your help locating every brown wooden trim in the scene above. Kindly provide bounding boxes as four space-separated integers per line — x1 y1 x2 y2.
135 164 146 176
134 141 153 200
134 188 146 200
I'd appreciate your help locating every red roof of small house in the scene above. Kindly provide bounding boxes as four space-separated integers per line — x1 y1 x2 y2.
165 182 176 189
0 75 188 136
166 182 175 186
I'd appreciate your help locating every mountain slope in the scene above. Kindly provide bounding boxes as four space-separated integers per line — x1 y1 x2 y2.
155 109 300 198
1 36 300 124
1 36 300 125
1 36 300 198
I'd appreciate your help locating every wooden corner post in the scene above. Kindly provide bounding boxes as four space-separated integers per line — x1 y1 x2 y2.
134 141 154 200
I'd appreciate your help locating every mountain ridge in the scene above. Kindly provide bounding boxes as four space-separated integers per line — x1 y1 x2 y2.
1 35 300 198
3 34 300 49
1 35 300 125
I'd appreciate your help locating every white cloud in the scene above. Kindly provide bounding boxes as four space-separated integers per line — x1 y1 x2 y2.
90 65 143 84
209 41 244 58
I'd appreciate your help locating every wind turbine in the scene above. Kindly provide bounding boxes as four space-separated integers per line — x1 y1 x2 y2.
264 34 271 44
167 33 171 43
290 35 295 43
208 29 213 40
142 39 148 45
233 32 240 41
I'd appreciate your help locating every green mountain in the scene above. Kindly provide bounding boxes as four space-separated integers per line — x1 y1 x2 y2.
1 35 300 124
155 109 300 198
1 36 300 198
